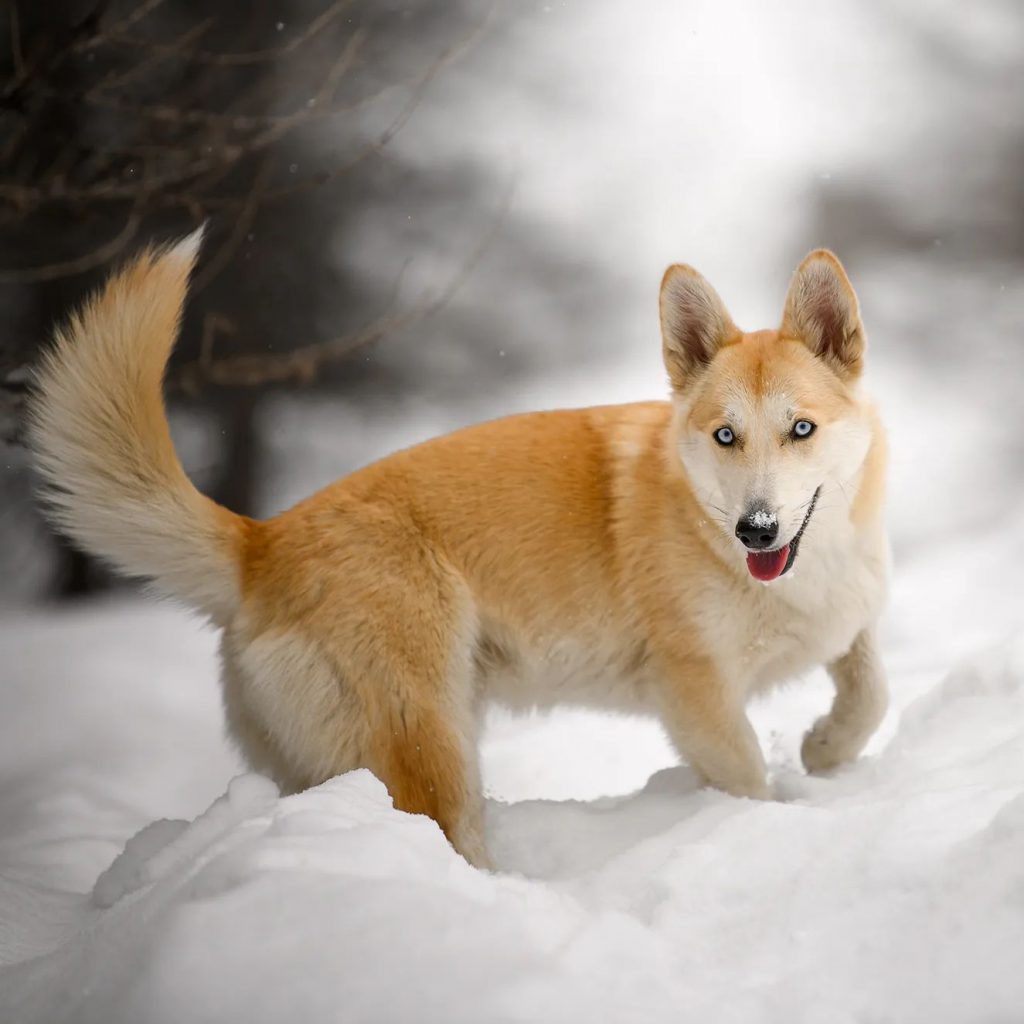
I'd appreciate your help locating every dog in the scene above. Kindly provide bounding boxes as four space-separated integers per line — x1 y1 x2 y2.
30 236 889 867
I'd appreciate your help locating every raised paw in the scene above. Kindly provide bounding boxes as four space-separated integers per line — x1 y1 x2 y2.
800 715 860 775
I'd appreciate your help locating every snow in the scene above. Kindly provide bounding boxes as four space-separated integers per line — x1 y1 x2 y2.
2 598 1024 1022
751 510 777 529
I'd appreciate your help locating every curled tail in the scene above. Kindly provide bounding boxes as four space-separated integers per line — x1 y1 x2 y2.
29 231 248 622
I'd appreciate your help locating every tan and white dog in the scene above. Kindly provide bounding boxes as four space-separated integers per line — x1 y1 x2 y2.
31 237 889 867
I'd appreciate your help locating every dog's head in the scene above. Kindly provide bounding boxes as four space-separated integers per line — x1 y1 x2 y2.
660 250 875 582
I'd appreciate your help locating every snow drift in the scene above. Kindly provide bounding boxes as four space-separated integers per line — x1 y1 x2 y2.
1 609 1023 1024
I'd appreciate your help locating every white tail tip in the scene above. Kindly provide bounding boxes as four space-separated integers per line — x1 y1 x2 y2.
165 224 206 268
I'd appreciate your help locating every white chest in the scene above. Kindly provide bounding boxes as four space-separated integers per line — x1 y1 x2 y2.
694 531 889 693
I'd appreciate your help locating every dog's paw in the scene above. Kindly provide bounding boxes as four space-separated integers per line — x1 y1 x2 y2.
714 774 771 802
800 716 853 775
453 825 495 872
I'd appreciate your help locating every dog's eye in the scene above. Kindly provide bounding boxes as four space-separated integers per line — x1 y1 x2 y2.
714 426 735 446
792 419 816 439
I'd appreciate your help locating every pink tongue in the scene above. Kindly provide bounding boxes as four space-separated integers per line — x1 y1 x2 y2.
746 544 790 582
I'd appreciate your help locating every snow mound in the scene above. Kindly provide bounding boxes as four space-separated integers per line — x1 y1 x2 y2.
92 775 278 909
3 649 1024 1024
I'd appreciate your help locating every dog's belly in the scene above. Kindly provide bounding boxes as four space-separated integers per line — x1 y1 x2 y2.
477 629 656 713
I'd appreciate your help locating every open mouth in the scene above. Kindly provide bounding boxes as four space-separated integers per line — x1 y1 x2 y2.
745 486 821 583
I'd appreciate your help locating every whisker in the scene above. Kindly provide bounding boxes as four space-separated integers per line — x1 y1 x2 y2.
835 479 853 508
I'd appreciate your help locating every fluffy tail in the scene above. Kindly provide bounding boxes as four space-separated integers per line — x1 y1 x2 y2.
30 231 248 622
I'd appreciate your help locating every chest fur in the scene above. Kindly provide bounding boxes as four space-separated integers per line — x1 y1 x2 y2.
694 535 888 692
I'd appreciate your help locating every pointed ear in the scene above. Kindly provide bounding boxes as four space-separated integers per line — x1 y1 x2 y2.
780 249 865 379
659 264 738 391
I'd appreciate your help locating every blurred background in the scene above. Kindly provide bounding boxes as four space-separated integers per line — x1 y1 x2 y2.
1 0 1022 619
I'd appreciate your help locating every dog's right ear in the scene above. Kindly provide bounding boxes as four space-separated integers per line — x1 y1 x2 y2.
660 265 738 391
780 250 864 380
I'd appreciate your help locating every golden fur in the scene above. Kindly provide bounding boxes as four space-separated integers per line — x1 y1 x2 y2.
31 238 889 867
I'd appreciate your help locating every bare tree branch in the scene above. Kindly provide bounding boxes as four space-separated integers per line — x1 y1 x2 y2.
170 181 512 394
113 0 354 67
1 1 111 111
191 155 273 293
0 7 489 219
73 0 166 53
8 2 24 77
87 15 215 94
1 25 369 210
0 206 142 283
1 0 499 399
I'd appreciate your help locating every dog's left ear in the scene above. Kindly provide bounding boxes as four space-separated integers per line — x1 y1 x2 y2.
781 250 865 380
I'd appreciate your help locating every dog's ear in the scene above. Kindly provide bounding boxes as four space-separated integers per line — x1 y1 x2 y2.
660 265 738 391
781 250 865 380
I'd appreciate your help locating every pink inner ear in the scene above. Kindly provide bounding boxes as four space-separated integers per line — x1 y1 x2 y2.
665 290 720 363
786 260 863 376
808 285 849 352
660 268 736 388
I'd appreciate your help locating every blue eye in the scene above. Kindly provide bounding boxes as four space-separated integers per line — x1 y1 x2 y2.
714 426 735 446
792 419 816 439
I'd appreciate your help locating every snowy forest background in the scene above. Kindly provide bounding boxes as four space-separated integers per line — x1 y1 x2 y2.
2 2 1024 1022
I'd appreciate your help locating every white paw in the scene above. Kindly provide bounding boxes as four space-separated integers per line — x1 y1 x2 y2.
801 716 858 775
454 827 494 871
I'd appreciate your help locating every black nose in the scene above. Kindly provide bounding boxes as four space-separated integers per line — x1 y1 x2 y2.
736 513 778 550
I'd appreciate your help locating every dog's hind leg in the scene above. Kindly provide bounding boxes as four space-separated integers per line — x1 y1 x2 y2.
221 669 310 794
368 692 489 868
359 607 490 869
802 627 889 774
317 540 489 868
234 511 489 865
224 612 489 867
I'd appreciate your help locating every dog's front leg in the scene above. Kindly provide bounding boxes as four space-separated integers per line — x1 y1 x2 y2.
801 626 889 774
656 660 770 800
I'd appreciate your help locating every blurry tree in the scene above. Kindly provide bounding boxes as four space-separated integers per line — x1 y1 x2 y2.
0 0 616 602
809 1 1024 271
803 0 1024 544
